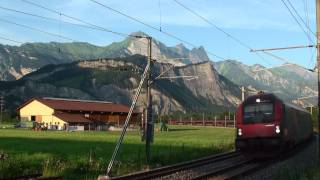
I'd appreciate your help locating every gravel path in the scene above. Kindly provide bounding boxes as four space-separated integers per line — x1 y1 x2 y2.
244 136 319 180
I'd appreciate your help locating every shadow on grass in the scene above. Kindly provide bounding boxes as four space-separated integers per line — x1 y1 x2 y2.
0 136 231 179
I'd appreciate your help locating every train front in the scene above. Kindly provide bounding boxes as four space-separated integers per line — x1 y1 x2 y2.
235 93 283 151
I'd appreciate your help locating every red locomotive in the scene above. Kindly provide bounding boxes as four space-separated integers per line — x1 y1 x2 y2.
235 92 313 151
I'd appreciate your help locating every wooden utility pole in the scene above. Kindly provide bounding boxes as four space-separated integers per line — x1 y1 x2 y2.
316 0 320 161
145 37 153 166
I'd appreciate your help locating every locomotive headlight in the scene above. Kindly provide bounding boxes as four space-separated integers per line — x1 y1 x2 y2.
275 125 280 134
238 128 242 136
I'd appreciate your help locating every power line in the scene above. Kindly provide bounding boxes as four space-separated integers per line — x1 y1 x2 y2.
301 0 316 71
158 0 162 31
172 0 272 66
280 0 314 43
173 0 251 50
89 0 225 60
0 18 75 41
0 6 108 32
19 0 165 54
0 36 23 44
0 5 147 47
286 0 316 37
20 0 142 39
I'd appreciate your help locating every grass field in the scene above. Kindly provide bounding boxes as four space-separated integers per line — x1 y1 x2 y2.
0 125 235 179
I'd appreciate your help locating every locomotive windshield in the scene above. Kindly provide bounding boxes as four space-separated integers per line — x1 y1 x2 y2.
243 103 274 124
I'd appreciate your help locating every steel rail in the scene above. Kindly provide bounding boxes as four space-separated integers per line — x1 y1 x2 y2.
0 173 62 180
192 159 262 180
194 136 316 180
110 151 241 180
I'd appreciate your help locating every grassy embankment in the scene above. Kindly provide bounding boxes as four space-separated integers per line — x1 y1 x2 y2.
276 162 320 180
0 125 235 179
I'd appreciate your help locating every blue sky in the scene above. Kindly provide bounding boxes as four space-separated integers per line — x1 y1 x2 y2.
0 0 316 68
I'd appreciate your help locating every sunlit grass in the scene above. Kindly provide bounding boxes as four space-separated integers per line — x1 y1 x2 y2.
0 125 235 179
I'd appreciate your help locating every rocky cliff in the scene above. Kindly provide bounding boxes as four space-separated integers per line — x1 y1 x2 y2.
214 60 317 106
0 55 240 114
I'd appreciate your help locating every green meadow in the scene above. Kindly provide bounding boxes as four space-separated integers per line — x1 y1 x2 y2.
0 125 235 179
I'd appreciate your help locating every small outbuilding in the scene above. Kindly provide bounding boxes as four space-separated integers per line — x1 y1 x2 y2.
17 97 138 131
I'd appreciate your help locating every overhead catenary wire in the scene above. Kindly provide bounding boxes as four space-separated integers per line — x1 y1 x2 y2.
172 0 272 66
285 0 316 37
0 36 23 44
19 0 154 51
20 0 186 57
0 18 75 41
173 0 250 50
301 0 316 71
280 0 315 43
0 6 153 52
158 0 162 31
0 6 104 32
89 0 225 60
20 0 145 39
0 5 131 45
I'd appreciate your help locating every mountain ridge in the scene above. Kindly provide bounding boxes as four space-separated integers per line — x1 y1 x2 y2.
0 55 241 115
0 31 210 81
214 59 317 106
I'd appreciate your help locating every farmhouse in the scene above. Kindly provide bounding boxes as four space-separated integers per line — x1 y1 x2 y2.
17 97 139 131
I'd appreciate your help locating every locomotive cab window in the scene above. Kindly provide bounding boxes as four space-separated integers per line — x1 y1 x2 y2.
243 103 274 124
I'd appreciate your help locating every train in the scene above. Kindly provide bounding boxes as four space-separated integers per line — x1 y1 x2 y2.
235 92 313 151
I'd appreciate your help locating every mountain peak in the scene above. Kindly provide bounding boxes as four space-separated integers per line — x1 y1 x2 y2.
190 46 209 63
129 31 150 38
176 43 186 48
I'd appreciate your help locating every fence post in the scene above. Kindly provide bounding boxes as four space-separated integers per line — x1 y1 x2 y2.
233 115 235 128
224 116 227 127
214 116 216 127
191 116 193 125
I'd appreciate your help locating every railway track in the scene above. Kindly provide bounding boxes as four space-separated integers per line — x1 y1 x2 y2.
0 173 62 180
107 151 258 180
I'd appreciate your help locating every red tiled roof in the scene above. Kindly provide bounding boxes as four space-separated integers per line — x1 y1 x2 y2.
18 97 132 113
53 112 92 123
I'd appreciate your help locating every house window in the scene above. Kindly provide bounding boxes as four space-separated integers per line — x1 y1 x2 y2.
31 116 36 121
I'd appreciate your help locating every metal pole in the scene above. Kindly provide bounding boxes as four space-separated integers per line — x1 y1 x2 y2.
202 113 205 126
250 44 315 52
104 60 151 177
145 37 153 166
214 116 216 127
316 0 320 161
241 86 245 101
0 96 3 124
